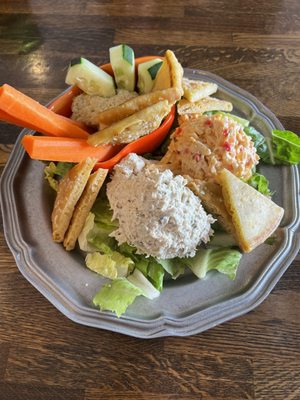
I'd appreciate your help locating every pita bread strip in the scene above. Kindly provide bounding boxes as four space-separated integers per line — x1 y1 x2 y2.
51 157 97 242
63 168 108 251
177 97 233 115
98 87 181 127
88 100 171 146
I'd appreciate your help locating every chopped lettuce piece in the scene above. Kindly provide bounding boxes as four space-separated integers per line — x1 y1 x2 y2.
147 261 165 292
85 251 134 279
134 257 165 291
245 127 300 165
92 197 118 228
44 161 74 191
271 129 300 165
127 269 160 299
244 126 270 161
208 232 237 248
78 212 97 252
246 172 272 196
86 252 118 279
135 258 149 276
93 278 142 317
184 247 242 280
157 258 185 279
78 212 116 252
110 251 135 277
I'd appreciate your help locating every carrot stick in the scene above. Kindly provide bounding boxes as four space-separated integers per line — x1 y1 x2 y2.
21 135 122 163
0 110 88 136
94 105 175 170
0 84 89 139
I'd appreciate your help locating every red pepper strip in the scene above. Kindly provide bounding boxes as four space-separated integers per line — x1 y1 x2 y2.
94 105 176 170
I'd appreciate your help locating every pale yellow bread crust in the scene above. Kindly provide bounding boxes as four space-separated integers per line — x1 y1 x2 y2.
51 157 97 243
98 87 181 128
182 78 218 102
63 168 108 251
88 100 171 145
218 169 284 252
177 97 233 115
152 50 184 95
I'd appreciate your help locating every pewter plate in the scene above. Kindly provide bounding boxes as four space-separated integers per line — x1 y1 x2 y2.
1 69 299 338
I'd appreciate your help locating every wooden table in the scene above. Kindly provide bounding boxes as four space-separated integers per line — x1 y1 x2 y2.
0 1 299 399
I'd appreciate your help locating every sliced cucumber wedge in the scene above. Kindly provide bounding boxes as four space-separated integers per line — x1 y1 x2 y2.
137 58 163 94
65 57 116 97
109 44 135 91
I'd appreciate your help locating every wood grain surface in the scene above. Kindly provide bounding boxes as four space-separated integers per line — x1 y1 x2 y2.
0 1 299 399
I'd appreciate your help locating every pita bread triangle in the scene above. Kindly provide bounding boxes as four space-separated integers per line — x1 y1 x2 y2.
218 168 284 252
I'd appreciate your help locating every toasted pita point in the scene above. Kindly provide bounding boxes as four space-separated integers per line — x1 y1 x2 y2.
51 157 97 243
63 168 108 251
185 177 235 235
151 57 171 92
218 168 284 252
183 78 218 102
177 97 233 115
152 50 183 95
88 100 171 146
98 87 181 127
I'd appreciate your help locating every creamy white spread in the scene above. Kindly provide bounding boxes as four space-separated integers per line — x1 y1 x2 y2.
106 154 214 259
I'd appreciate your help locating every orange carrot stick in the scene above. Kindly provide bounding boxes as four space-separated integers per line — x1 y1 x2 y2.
0 84 89 139
21 135 122 163
0 109 88 136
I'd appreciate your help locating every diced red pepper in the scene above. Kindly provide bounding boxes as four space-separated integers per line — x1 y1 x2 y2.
223 141 231 151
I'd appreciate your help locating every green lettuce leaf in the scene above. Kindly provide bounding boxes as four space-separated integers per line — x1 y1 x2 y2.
244 127 300 165
92 196 118 228
44 161 74 191
93 278 142 317
147 261 165 292
244 126 271 161
184 247 242 280
85 251 134 279
127 269 160 299
157 258 185 279
207 232 237 248
246 172 272 196
78 212 116 252
271 129 300 165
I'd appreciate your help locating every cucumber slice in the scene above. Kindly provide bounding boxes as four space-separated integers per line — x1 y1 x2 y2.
109 44 135 91
65 57 116 97
137 59 163 94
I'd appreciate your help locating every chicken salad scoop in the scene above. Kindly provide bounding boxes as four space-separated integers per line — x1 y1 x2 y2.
106 153 215 259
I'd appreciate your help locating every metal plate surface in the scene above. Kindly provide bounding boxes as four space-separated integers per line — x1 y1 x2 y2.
1 69 299 338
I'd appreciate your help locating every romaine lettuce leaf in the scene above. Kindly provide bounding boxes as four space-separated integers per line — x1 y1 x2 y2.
78 212 116 252
246 172 272 196
184 247 242 280
244 127 300 165
86 252 118 279
244 126 270 161
271 129 300 165
157 258 185 279
147 261 165 292
93 279 143 317
85 251 134 279
44 161 74 191
92 196 118 228
207 232 237 248
127 269 160 299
